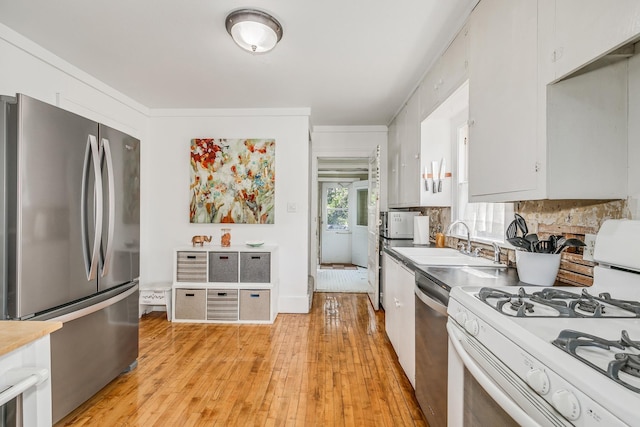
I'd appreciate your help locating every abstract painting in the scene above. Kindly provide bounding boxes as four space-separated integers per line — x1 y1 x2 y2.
190 138 275 224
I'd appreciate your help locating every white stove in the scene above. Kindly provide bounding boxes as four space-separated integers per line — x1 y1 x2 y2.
447 220 640 427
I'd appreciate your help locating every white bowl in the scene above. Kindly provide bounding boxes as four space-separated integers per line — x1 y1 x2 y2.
245 240 265 247
515 251 561 286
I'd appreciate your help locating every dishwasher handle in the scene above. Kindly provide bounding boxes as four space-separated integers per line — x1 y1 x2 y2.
415 285 448 316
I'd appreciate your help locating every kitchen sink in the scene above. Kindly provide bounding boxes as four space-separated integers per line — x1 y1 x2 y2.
391 247 506 268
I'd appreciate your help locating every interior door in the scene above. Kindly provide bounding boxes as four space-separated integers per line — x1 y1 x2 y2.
351 180 368 267
320 182 351 264
367 146 381 309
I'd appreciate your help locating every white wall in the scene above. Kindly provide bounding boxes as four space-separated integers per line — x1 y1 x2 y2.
145 110 311 313
310 126 387 283
1 24 313 314
0 24 148 138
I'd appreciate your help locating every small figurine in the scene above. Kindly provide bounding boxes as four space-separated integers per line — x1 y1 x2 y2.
191 235 212 247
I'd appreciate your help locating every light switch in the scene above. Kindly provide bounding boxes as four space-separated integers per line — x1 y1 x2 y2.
287 202 297 213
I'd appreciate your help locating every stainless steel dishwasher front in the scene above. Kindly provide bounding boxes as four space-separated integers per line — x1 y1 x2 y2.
414 270 450 427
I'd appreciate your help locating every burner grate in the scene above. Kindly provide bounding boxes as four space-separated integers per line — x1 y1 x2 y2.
553 329 640 393
476 287 640 318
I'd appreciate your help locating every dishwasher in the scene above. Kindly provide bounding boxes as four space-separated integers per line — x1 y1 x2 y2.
414 270 450 427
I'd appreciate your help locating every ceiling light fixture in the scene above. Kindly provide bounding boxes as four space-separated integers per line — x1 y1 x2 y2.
225 9 283 54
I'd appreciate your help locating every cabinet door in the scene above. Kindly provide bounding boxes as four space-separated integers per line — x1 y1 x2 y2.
382 254 400 352
553 0 640 80
468 0 539 199
438 24 470 103
397 263 416 388
387 121 400 208
399 92 421 207
420 62 442 120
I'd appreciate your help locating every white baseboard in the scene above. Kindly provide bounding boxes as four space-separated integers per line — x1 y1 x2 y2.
278 295 310 314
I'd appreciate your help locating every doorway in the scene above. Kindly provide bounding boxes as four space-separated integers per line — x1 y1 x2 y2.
316 158 369 292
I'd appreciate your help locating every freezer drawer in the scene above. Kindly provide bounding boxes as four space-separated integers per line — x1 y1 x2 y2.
207 289 238 321
176 252 207 282
46 284 139 423
175 289 206 320
239 252 270 283
209 252 239 283
239 289 270 321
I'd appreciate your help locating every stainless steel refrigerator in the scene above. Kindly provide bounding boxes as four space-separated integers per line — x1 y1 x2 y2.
0 94 140 423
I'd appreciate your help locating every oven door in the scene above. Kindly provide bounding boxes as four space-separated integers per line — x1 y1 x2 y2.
447 319 571 427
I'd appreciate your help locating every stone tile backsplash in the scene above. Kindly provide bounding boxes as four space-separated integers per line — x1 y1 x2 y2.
412 199 631 285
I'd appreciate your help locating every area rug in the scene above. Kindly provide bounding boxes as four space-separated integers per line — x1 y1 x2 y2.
316 267 369 293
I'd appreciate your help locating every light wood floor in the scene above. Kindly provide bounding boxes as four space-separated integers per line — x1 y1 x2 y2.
56 293 428 426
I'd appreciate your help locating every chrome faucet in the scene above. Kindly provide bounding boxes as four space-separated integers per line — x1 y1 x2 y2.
491 242 501 263
447 220 471 255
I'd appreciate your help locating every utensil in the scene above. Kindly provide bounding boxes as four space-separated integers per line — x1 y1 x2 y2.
506 220 518 239
431 161 439 193
424 166 429 191
524 233 539 243
534 240 554 253
514 213 528 237
553 238 586 254
507 237 531 251
438 157 445 192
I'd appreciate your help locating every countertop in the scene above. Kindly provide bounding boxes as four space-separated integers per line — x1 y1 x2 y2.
0 321 62 357
382 239 569 290
382 239 522 290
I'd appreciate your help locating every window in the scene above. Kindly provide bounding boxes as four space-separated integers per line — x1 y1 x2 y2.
356 188 368 226
326 186 349 230
454 121 513 243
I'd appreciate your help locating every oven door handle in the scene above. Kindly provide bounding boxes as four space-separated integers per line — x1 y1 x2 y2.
446 322 543 427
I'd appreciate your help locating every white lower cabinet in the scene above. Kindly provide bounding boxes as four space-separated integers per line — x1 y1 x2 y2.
172 245 278 323
383 253 416 387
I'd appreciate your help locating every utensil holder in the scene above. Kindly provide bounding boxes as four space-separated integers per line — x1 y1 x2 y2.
515 251 561 286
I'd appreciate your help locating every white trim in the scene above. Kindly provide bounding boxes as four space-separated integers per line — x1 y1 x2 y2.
149 108 311 118
278 295 310 314
313 125 388 133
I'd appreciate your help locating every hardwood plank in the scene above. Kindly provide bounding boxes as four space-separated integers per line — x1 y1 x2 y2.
56 293 428 427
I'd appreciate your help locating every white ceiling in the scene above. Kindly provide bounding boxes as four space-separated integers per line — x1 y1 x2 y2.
0 0 478 126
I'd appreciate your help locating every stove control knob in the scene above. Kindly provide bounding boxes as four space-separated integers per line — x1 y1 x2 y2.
454 311 468 325
526 369 550 395
552 389 580 420
464 319 479 336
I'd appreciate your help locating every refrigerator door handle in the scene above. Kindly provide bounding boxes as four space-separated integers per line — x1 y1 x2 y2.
80 134 103 280
100 137 115 277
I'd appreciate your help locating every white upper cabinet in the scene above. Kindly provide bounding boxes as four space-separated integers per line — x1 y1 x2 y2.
387 120 400 207
388 92 422 208
551 0 640 82
399 92 422 207
387 25 470 208
468 0 630 202
468 0 539 200
420 24 470 121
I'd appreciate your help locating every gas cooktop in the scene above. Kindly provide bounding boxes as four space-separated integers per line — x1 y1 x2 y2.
476 286 640 318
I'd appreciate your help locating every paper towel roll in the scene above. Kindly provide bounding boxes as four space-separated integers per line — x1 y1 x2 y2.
413 216 430 244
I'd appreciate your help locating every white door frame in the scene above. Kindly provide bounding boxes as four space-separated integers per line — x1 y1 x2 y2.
309 126 388 291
